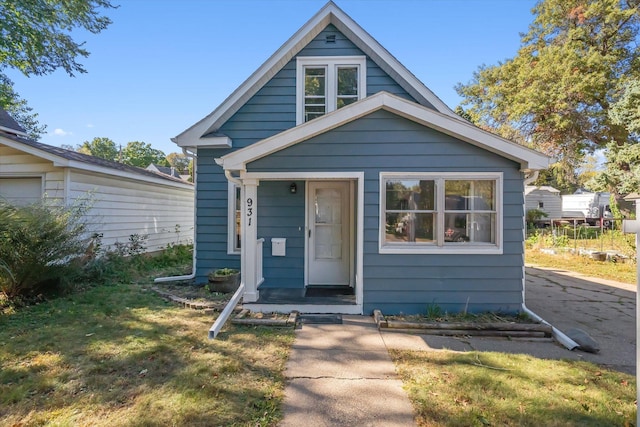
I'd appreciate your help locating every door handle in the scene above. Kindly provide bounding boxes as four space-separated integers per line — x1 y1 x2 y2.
308 229 311 238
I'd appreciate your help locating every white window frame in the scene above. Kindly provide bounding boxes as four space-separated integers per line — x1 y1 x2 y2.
379 172 503 254
227 181 241 255
296 56 367 125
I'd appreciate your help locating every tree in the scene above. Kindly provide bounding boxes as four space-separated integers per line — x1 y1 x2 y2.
456 0 640 193
589 142 640 195
610 80 640 136
0 0 116 137
121 141 169 168
0 74 46 140
77 137 118 161
166 152 191 173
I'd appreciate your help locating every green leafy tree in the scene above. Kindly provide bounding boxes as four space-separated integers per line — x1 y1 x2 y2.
0 0 116 138
166 152 191 173
121 141 169 168
456 0 640 193
77 137 118 161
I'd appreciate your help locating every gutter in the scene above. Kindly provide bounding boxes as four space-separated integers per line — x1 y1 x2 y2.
206 167 246 339
154 147 198 283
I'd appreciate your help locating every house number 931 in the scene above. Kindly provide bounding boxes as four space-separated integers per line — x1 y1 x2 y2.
246 198 253 226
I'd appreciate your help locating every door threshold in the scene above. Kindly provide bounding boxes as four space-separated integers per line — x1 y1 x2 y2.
305 286 354 297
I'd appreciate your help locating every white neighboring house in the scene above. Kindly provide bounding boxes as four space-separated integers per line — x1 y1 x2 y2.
0 109 194 252
524 185 563 221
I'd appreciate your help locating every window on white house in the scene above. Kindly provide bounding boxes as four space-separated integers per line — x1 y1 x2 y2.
297 56 366 124
380 173 502 254
227 183 242 254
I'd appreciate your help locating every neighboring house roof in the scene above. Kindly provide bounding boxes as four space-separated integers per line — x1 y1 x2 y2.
0 131 193 188
217 91 551 172
525 185 561 196
173 1 459 148
146 163 182 178
0 108 28 137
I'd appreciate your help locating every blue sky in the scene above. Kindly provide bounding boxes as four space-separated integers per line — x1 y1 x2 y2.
6 0 539 155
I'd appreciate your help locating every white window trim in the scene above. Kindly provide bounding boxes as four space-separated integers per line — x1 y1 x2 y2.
379 172 503 254
296 56 367 125
227 181 241 255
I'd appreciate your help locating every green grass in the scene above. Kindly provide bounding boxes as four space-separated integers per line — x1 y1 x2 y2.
391 350 636 427
0 250 294 426
526 249 637 284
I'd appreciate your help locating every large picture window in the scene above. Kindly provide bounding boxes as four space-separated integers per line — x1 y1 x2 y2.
380 173 502 254
297 56 366 124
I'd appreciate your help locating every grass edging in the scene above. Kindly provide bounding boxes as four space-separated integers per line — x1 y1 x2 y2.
150 285 228 312
373 309 553 339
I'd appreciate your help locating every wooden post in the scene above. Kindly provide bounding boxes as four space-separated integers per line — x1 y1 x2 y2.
622 196 640 424
242 179 259 302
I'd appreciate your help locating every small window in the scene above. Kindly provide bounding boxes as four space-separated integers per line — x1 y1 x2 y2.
296 56 366 124
304 67 327 122
228 183 241 254
538 201 544 208
380 173 502 254
337 66 359 108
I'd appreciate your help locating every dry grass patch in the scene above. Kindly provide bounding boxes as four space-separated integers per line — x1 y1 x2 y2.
0 282 294 426
391 350 636 427
526 249 636 284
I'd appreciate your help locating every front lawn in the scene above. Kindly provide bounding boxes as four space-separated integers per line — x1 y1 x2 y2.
0 281 293 426
391 350 636 426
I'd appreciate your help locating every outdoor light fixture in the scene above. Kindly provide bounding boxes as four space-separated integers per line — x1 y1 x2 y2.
289 183 297 194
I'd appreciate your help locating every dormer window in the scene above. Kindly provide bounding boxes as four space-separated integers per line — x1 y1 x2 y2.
296 56 366 124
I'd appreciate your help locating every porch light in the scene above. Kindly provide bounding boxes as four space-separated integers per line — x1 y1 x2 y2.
290 182 297 194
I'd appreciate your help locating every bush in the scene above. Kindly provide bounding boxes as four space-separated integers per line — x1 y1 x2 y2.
0 199 92 300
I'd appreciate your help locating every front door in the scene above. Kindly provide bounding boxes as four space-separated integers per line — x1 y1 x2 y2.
307 181 351 286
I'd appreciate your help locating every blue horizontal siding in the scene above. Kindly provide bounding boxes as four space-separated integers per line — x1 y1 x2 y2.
247 109 526 314
258 180 305 289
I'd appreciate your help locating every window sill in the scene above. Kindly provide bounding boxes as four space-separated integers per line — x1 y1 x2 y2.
379 245 503 255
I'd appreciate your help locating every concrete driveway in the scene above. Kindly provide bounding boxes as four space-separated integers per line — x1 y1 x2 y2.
381 265 636 375
524 265 636 374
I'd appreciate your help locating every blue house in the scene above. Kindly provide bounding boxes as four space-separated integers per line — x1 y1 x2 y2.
173 2 550 315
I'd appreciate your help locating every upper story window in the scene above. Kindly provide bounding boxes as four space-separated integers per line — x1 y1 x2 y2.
379 172 503 254
296 56 367 124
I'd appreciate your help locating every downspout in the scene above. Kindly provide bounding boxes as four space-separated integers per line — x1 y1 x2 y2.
523 169 539 186
208 163 246 339
154 147 198 283
224 169 242 186
520 169 578 350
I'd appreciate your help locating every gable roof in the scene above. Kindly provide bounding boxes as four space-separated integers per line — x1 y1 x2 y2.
0 108 28 137
217 91 551 172
173 1 458 149
525 185 560 195
0 132 193 188
147 163 182 178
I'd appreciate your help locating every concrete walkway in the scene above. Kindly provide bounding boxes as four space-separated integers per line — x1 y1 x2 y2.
279 315 416 426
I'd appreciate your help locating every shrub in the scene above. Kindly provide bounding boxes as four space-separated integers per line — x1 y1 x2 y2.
0 199 92 300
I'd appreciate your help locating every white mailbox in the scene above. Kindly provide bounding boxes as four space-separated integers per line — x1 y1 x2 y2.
271 238 286 256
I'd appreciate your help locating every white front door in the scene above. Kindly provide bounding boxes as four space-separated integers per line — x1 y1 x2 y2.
307 181 352 286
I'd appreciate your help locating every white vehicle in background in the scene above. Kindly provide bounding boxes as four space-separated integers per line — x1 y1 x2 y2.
561 191 612 228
